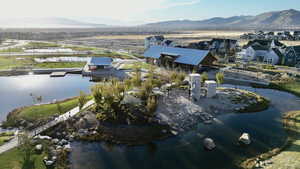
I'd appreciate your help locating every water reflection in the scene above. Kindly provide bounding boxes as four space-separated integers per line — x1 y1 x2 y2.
69 87 300 169
0 75 93 122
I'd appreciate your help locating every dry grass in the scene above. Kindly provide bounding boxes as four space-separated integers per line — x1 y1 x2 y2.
87 30 249 40
282 41 300 46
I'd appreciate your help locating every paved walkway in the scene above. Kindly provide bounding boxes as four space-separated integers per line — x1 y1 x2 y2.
0 100 95 154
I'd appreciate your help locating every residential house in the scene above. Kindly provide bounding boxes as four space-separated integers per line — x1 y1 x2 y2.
143 46 217 72
187 41 210 50
209 38 238 56
242 40 286 65
243 44 270 62
144 35 165 49
263 48 284 65
161 39 175 47
282 46 300 66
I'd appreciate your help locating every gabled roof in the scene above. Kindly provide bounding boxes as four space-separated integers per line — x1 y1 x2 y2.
292 46 300 57
246 39 285 48
211 38 237 44
272 48 284 59
251 44 269 51
88 57 113 66
143 46 211 66
163 40 173 46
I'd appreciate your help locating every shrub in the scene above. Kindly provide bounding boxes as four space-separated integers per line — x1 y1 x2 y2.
131 67 142 87
146 95 158 115
138 79 154 101
91 79 125 120
78 91 88 110
216 72 224 86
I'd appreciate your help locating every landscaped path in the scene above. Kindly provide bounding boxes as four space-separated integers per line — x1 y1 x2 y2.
0 100 95 154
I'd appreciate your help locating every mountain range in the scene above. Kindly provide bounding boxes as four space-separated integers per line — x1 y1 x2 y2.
0 9 300 29
144 9 300 29
0 17 107 28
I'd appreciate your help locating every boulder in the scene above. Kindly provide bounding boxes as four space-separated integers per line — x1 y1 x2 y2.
58 139 68 146
203 138 216 150
35 144 43 151
51 138 59 144
44 160 55 166
34 135 52 140
52 156 57 161
239 133 251 145
64 144 71 152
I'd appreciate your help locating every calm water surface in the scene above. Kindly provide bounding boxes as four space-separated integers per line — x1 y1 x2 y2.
0 76 299 169
0 75 93 122
69 86 300 169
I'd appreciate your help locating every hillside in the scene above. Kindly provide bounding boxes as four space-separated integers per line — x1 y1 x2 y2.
144 9 300 29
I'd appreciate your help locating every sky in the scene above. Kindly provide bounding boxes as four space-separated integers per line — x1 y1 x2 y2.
0 0 300 25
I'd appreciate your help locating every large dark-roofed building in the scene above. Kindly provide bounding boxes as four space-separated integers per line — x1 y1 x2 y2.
144 46 216 71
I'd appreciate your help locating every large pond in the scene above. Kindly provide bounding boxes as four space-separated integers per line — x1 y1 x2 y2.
69 85 300 169
0 75 93 123
0 76 299 169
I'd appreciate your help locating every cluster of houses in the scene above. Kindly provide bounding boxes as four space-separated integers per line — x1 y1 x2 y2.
144 35 300 68
240 39 300 67
241 31 300 41
144 36 175 49
187 39 238 57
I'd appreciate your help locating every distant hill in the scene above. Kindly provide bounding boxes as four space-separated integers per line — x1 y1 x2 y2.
0 17 107 28
144 9 300 29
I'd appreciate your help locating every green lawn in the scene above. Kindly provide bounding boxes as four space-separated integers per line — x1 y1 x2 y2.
270 80 300 97
35 62 86 68
18 97 80 122
25 42 61 49
0 147 47 169
0 133 14 146
264 111 300 169
0 57 34 69
4 95 93 128
122 62 152 70
0 47 24 53
65 45 98 51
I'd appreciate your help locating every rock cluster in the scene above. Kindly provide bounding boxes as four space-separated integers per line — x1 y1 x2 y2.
254 158 273 169
33 135 73 167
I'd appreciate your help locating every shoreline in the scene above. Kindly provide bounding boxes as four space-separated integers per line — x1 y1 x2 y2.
240 110 300 169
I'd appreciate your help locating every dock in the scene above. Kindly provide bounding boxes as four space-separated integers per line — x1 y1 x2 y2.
50 72 67 77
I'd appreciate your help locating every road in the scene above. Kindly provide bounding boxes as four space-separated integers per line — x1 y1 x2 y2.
0 100 95 154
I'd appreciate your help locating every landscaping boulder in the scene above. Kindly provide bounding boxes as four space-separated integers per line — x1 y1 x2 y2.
44 160 55 166
64 144 72 152
51 138 59 144
203 138 216 150
58 139 68 146
239 133 251 145
34 135 52 140
35 144 43 151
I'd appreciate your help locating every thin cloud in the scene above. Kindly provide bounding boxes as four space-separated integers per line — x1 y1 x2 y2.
163 0 201 9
